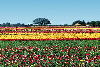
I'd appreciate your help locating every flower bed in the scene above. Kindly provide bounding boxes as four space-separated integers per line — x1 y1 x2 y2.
0 26 99 67
0 27 100 31
0 27 100 40
0 32 100 40
0 40 99 67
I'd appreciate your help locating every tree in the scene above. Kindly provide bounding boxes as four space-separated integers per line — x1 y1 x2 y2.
17 23 21 26
64 24 68 26
96 21 100 27
0 23 5 27
21 23 25 27
87 21 100 27
33 18 51 26
72 20 86 26
90 21 96 27
5 22 11 27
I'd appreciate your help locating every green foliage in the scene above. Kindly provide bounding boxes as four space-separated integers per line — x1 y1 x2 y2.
87 21 100 27
0 40 99 48
33 18 51 26
72 20 86 26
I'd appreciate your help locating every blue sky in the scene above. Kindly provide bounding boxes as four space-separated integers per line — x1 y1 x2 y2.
0 0 100 25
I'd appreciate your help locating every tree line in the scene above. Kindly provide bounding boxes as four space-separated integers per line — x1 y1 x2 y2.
0 18 100 27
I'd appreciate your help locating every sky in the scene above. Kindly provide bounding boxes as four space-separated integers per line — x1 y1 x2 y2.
0 0 100 25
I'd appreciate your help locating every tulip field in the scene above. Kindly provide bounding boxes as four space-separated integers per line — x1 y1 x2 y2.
0 26 100 67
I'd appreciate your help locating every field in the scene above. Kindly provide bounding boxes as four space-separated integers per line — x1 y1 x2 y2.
0 26 100 67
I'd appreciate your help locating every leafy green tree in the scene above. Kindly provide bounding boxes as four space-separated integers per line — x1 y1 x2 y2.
87 21 100 27
96 21 100 27
91 21 96 27
5 22 11 27
72 20 86 26
33 18 51 26
16 23 21 27
64 24 68 26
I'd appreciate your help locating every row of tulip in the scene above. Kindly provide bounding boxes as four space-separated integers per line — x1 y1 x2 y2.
0 27 100 31
0 38 100 41
0 42 99 67
1 29 100 32
0 30 100 33
0 27 99 67
0 33 100 39
0 41 100 67
0 26 100 28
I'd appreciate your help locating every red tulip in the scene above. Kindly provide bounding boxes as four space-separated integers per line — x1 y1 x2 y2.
85 53 90 56
86 59 91 63
48 62 51 63
4 59 9 62
43 60 47 62
34 56 39 60
15 47 19 50
30 60 35 63
42 55 46 57
23 60 27 62
91 46 96 49
61 50 65 52
64 62 69 64
36 55 41 57
56 56 62 60
9 58 14 61
28 46 34 49
96 56 100 59
0 62 2 64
